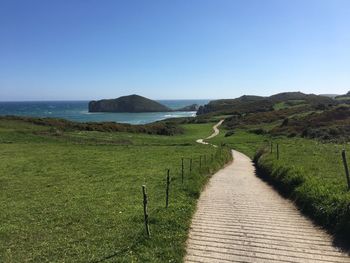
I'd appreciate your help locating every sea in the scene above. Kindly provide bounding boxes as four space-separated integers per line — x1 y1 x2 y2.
0 100 209 124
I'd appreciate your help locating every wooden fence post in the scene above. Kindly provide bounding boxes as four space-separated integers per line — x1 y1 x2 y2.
276 143 279 160
181 157 184 184
166 170 170 208
189 158 192 173
341 149 350 190
142 185 150 237
211 153 213 162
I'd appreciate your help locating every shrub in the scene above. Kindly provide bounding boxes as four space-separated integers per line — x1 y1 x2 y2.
225 130 235 137
249 128 266 135
0 116 184 136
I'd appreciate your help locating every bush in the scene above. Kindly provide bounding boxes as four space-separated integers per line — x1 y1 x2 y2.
281 118 289 126
249 128 266 135
225 130 235 137
0 116 184 136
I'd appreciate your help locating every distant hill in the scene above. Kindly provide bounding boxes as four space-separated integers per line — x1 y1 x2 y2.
197 97 272 115
89 95 172 113
197 92 336 115
319 94 339 98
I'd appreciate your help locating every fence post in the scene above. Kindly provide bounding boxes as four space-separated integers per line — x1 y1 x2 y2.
341 149 350 190
199 156 202 169
181 157 184 184
166 170 170 208
276 143 279 160
211 153 213 162
142 185 150 237
189 158 192 173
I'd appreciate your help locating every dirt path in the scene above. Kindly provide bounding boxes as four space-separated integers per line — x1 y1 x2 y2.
185 150 350 262
196 119 224 147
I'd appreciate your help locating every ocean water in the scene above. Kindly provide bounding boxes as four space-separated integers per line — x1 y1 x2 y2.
0 100 209 124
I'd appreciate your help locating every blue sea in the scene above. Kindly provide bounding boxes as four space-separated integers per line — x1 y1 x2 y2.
0 100 209 124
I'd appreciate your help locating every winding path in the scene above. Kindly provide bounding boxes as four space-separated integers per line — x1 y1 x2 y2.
196 119 224 147
186 123 350 262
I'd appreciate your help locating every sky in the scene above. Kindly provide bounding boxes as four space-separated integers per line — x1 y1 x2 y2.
0 0 349 101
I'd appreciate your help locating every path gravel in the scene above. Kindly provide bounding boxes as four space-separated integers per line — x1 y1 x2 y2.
185 150 350 262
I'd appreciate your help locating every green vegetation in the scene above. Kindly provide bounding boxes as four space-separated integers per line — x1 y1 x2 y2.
197 96 273 115
273 99 306 110
255 139 350 237
271 105 350 141
220 103 350 142
335 91 350 102
336 96 350 101
197 92 335 115
0 119 231 262
1 115 184 136
3 90 350 261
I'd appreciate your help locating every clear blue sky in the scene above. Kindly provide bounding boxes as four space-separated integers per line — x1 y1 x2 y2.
0 0 349 101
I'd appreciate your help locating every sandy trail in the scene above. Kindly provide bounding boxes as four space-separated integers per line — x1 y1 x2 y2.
196 119 224 147
186 141 350 262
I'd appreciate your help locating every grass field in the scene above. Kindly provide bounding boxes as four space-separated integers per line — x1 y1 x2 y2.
3 115 350 262
0 120 231 262
210 127 350 240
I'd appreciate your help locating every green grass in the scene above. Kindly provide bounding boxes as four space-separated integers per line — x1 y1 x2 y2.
0 120 231 262
336 96 350 101
209 127 350 239
255 138 350 237
210 128 268 158
273 100 306 110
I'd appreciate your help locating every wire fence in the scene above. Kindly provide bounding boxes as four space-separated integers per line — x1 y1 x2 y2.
90 145 232 262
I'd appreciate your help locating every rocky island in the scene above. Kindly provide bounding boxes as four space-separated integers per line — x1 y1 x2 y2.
89 94 199 113
89 94 172 113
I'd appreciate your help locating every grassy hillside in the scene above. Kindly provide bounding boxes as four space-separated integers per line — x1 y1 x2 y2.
0 119 231 262
221 103 350 142
197 92 336 116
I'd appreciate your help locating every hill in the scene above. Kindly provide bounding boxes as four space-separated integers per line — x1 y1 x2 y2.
197 92 336 115
89 94 172 113
197 95 272 115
